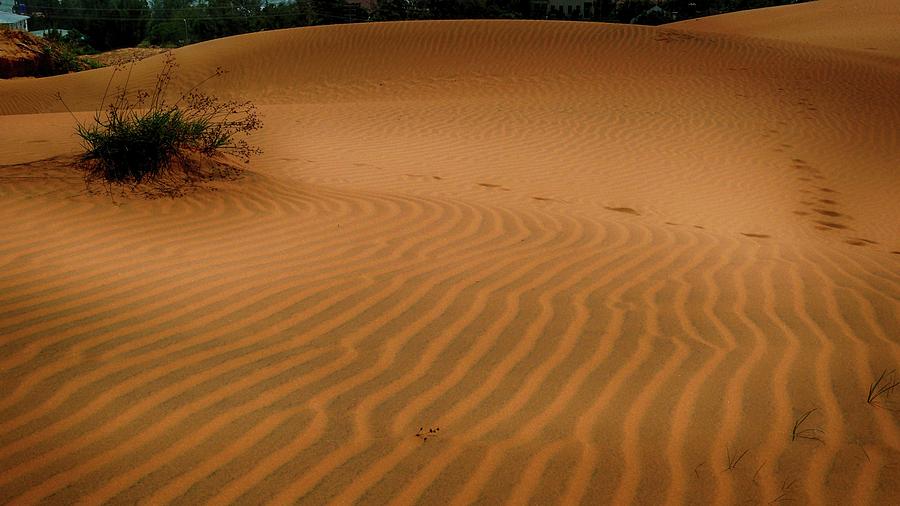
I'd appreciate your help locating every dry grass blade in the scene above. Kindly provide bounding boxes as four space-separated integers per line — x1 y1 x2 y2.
770 477 798 503
725 447 749 471
753 460 766 484
791 408 824 444
867 369 900 409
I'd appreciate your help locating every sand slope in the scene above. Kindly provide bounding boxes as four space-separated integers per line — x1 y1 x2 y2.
670 0 900 59
1 10 899 506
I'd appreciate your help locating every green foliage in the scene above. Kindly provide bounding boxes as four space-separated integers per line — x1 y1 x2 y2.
58 55 262 186
37 29 101 73
27 0 149 50
40 44 79 74
23 0 814 51
370 0 431 21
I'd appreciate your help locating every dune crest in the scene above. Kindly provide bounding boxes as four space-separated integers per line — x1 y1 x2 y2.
669 0 900 59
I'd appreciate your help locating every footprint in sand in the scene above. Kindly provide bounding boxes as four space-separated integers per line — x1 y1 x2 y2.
406 174 444 181
478 182 511 191
813 209 843 217
604 206 640 215
815 221 849 230
742 233 770 239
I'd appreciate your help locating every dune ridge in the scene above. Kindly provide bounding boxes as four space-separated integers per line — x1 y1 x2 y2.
1 7 899 505
669 0 900 60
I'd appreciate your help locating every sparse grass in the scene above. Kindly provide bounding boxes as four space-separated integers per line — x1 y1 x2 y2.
58 53 261 191
38 30 100 75
770 477 798 503
725 447 749 471
80 57 103 69
791 408 824 444
867 369 900 409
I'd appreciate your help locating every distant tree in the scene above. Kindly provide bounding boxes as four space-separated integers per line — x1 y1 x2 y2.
613 0 651 22
20 0 814 51
59 0 149 49
631 5 673 24
145 0 193 45
310 0 355 23
261 0 316 29
369 0 430 21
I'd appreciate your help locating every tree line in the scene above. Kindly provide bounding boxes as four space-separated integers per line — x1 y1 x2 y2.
20 0 809 51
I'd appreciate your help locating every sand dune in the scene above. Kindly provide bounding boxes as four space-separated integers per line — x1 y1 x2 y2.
670 0 900 60
1 6 899 505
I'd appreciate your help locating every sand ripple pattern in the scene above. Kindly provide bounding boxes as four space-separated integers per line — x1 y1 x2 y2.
1 16 900 506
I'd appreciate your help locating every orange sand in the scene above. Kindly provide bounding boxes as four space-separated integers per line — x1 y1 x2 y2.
1 4 899 505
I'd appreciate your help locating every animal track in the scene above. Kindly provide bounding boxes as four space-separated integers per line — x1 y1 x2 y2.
478 183 510 191
742 233 770 239
815 221 848 230
788 159 867 244
415 427 440 442
604 206 640 215
405 173 443 181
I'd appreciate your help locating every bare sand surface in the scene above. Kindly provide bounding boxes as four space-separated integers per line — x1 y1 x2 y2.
1 5 899 505
670 0 900 60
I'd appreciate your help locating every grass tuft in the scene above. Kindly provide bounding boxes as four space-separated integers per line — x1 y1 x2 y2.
867 369 900 410
791 408 824 444
58 52 261 191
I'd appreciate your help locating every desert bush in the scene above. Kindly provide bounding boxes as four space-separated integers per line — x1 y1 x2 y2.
59 53 262 188
40 43 94 74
